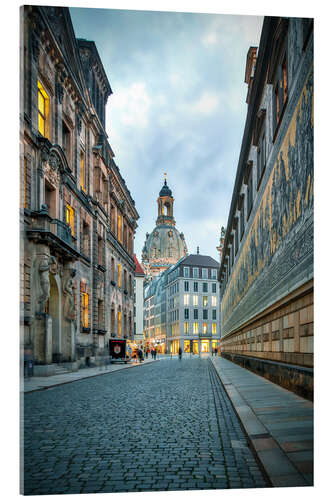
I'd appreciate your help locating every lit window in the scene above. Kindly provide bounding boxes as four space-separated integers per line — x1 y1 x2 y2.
212 323 217 335
66 204 75 235
184 294 189 306
80 151 86 191
212 296 217 307
117 214 122 243
203 323 208 334
118 263 122 288
193 322 198 334
82 292 89 327
184 322 189 335
38 80 49 138
193 295 198 306
118 310 122 336
203 296 208 307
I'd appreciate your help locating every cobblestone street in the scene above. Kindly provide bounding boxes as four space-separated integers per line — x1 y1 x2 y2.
23 357 268 495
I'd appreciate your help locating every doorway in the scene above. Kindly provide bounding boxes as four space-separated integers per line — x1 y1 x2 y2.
49 273 61 362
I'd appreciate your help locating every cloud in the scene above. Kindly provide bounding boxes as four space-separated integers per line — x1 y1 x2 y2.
110 82 151 127
191 92 220 115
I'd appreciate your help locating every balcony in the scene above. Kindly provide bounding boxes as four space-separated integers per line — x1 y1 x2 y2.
27 208 80 259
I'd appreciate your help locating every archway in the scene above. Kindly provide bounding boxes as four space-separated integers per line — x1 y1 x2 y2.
49 273 61 362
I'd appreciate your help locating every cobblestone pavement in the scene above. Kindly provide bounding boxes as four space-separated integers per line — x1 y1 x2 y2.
23 357 269 495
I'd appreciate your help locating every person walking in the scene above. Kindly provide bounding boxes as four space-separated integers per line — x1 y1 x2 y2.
138 348 143 363
178 346 182 361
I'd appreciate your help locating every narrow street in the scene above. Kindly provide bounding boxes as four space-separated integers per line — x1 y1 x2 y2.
23 357 268 495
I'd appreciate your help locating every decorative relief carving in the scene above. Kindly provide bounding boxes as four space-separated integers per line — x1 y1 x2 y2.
222 69 313 334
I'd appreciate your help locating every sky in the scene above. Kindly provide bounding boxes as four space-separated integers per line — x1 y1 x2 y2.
70 6 263 262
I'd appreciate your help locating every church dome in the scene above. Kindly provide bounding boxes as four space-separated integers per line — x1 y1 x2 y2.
142 175 188 278
143 225 187 264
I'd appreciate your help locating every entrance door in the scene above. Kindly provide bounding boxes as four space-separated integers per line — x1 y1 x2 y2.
201 340 210 353
49 274 61 362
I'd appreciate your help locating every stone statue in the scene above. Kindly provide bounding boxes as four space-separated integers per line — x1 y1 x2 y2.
63 269 76 321
37 255 51 313
49 256 58 275
221 226 226 239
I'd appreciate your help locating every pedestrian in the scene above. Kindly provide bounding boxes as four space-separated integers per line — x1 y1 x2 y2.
145 349 148 359
154 348 157 360
178 346 182 361
138 348 143 363
151 348 154 359
215 348 218 356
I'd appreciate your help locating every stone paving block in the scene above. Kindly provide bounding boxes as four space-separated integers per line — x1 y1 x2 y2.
23 358 269 495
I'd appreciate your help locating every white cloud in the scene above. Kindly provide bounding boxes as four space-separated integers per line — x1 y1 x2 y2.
191 92 220 115
110 82 151 127
202 31 218 46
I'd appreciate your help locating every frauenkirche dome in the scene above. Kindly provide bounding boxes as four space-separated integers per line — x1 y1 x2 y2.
142 175 188 279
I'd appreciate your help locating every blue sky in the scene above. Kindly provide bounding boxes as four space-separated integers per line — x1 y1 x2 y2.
70 7 263 261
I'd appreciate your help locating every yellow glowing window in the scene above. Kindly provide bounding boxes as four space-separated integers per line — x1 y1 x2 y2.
203 323 208 334
66 204 75 235
193 322 198 334
117 214 122 242
80 151 85 191
193 295 198 306
118 310 122 335
212 296 217 307
212 323 217 335
82 293 89 327
118 263 122 288
184 294 189 306
203 296 208 307
38 80 49 138
184 322 189 334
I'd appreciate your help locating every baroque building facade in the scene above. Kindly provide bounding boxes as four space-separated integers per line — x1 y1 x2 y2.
141 175 187 280
20 6 139 375
218 17 313 398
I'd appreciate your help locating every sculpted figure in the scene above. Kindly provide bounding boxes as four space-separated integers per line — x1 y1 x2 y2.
63 269 76 321
38 255 51 313
49 256 58 275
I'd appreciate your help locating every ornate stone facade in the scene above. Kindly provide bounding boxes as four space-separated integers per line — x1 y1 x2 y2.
20 6 139 374
219 18 313 373
142 176 187 280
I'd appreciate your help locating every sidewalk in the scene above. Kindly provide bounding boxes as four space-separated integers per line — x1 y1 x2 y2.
211 356 313 488
22 357 160 393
